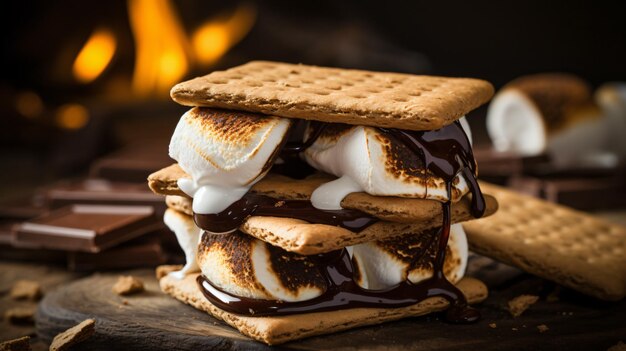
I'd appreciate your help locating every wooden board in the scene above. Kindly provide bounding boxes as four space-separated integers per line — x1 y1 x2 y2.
0 261 82 345
33 255 626 350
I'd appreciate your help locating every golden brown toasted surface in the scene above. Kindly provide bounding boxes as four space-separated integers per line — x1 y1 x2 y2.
464 182 626 301
170 61 494 131
197 230 326 296
184 107 288 148
159 271 487 345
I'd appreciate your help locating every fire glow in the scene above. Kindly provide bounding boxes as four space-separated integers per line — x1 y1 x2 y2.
192 4 256 66
73 28 117 84
71 1 256 97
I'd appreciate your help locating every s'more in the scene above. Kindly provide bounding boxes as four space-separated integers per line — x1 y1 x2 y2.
148 61 498 344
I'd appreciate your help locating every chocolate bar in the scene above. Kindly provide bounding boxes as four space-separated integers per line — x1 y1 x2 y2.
472 147 549 184
14 204 163 253
90 144 173 183
67 235 168 271
43 179 165 213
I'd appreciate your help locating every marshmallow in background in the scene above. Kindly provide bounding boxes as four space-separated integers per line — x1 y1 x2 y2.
163 209 202 279
169 107 292 214
596 83 626 160
351 223 468 289
304 124 470 210
487 74 612 167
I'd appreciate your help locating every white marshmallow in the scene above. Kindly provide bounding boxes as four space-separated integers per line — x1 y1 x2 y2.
304 125 469 209
169 107 291 215
351 223 468 289
163 209 202 280
596 83 626 160
487 88 612 167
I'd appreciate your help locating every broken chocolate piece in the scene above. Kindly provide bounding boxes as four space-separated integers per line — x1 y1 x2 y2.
43 179 165 213
14 205 163 253
67 235 167 271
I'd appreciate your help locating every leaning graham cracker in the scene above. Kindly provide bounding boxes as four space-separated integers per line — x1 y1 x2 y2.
463 182 626 301
151 164 498 224
159 272 487 345
170 61 494 131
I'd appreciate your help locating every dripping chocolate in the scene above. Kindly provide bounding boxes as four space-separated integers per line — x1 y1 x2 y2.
155 62 497 344
194 120 485 322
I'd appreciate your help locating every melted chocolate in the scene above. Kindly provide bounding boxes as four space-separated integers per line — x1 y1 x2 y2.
194 194 378 233
282 121 327 153
198 215 478 322
196 120 485 322
379 121 485 218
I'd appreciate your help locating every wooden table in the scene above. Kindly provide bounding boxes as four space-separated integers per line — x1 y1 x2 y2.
2 255 625 351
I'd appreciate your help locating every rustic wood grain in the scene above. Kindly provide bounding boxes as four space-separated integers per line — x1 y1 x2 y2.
0 261 82 344
32 257 626 350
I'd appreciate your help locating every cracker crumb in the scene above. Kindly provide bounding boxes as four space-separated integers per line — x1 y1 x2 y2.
4 306 36 325
537 324 549 333
607 341 626 351
508 294 539 317
112 276 144 296
546 286 561 302
10 280 42 301
489 323 497 329
0 335 30 351
155 265 183 280
50 319 95 351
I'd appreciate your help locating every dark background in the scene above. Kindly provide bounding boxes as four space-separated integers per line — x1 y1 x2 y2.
1 0 625 196
2 0 625 88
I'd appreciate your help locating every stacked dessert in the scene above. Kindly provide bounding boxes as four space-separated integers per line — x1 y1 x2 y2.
148 61 498 344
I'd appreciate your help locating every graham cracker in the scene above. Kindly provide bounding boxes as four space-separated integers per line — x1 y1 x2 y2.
49 319 95 351
164 192 496 255
159 271 487 345
463 182 626 301
170 61 494 131
238 206 494 255
112 275 145 296
151 164 498 224
147 164 189 195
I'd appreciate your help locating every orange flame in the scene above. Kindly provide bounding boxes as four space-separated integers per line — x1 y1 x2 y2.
72 2 256 97
128 0 191 96
73 28 117 83
192 4 256 66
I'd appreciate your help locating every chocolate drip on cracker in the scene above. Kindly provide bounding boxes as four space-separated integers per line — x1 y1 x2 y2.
196 120 485 322
194 194 378 233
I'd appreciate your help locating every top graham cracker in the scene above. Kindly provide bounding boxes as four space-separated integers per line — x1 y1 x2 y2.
170 61 494 131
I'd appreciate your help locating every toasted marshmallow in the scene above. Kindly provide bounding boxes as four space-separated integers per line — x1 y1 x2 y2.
351 224 468 289
596 83 626 159
169 107 292 215
163 209 202 279
303 124 470 209
197 231 326 302
487 74 611 167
